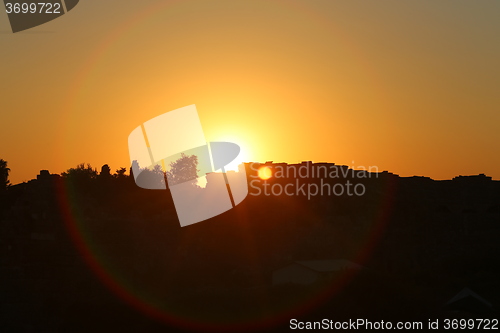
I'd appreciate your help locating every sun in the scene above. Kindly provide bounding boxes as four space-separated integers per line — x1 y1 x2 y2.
258 166 272 180
209 134 252 172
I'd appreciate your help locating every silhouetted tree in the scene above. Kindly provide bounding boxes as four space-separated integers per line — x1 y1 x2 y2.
130 160 140 179
62 163 98 180
135 164 165 189
0 159 11 190
100 164 111 177
114 167 127 179
166 153 199 187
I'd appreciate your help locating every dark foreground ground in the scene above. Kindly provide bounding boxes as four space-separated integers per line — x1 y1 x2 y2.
1 165 499 332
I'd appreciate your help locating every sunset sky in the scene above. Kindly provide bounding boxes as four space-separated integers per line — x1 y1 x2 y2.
1 0 499 184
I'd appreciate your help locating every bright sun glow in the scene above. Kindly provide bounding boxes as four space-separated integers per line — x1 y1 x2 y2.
209 135 252 172
258 166 272 180
223 151 247 172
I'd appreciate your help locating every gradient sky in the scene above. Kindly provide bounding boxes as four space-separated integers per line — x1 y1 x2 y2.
1 0 499 184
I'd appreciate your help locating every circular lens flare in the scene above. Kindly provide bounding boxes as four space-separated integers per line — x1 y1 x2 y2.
258 166 272 180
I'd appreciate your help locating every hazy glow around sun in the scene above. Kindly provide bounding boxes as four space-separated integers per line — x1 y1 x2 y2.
209 135 252 172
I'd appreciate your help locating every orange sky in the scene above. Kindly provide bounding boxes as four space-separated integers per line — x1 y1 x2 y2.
1 0 499 184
